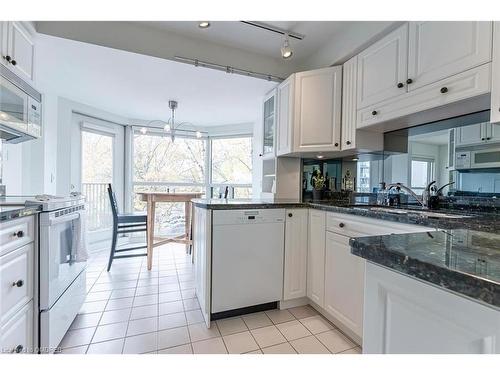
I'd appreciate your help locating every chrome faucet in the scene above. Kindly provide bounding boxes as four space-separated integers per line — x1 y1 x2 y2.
386 182 425 208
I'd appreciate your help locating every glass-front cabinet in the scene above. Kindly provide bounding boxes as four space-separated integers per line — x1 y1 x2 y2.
262 89 276 157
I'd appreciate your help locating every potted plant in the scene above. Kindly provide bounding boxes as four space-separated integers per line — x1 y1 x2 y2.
311 170 326 201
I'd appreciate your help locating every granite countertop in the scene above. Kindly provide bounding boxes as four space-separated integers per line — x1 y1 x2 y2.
191 199 500 233
0 204 41 222
350 229 500 310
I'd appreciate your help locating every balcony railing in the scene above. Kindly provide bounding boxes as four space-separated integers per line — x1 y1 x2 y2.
82 182 112 232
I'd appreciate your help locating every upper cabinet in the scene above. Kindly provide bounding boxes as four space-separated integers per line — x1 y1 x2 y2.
0 22 35 83
456 122 500 147
491 22 500 124
356 21 493 130
407 22 492 91
261 89 276 158
357 24 408 109
277 66 342 156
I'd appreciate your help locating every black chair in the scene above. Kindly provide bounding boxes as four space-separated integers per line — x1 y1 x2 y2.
107 184 148 271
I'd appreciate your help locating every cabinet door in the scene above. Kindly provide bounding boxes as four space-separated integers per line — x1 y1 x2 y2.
357 24 408 109
408 21 492 91
8 22 34 82
0 22 8 65
341 56 357 150
0 300 33 354
491 22 500 124
276 76 294 156
293 66 341 153
486 123 500 143
262 89 276 157
324 232 365 338
364 263 500 354
456 123 485 146
283 209 308 300
307 209 326 307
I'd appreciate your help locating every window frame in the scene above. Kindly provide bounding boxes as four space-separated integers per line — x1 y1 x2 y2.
410 156 435 192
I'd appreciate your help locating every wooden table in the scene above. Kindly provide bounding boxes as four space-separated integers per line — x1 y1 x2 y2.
137 192 203 270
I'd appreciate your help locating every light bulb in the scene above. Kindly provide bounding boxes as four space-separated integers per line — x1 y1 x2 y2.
164 123 170 131
198 21 210 29
140 127 147 135
281 34 293 59
196 131 202 138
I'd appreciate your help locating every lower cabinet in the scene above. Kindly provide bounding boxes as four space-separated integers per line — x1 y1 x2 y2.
0 300 33 354
306 210 326 306
283 209 308 300
324 232 365 339
363 262 500 353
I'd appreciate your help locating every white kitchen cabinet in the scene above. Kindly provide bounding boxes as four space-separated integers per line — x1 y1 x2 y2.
261 89 276 158
357 23 408 109
357 63 491 130
363 262 500 354
491 22 500 124
276 76 293 156
193 207 211 328
407 22 492 91
456 122 500 147
307 209 325 306
0 300 33 354
341 55 383 151
1 22 35 82
293 66 342 153
324 231 364 339
283 209 308 301
276 66 342 156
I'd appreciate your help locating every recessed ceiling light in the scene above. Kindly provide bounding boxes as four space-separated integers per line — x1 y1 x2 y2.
198 21 210 29
281 34 293 59
317 155 324 159
352 158 359 161
140 127 147 135
196 131 202 138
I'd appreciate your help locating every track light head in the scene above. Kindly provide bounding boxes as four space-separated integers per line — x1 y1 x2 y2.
281 34 293 59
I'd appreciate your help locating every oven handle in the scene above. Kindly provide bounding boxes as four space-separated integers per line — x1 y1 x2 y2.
48 212 81 226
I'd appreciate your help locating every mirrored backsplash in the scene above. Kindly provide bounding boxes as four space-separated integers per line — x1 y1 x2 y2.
302 110 500 205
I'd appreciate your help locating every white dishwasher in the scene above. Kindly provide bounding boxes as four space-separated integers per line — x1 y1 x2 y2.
211 209 285 315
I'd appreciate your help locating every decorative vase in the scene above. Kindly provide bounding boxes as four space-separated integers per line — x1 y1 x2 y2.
312 189 323 201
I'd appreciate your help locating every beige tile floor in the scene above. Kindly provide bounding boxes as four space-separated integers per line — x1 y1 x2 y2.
58 243 362 355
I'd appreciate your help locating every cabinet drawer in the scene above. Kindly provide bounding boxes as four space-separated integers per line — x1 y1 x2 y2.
0 300 33 354
0 243 34 326
326 212 431 237
358 63 491 129
0 216 35 257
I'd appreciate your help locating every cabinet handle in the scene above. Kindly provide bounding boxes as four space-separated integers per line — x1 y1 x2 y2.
440 87 448 94
258 153 263 157
397 82 404 88
13 345 23 353
11 59 17 66
338 222 345 228
406 78 413 84
5 55 11 62
12 280 24 288
334 142 339 147
487 137 491 140
371 110 378 116
13 230 24 238
288 213 293 218
346 141 351 145
481 138 485 141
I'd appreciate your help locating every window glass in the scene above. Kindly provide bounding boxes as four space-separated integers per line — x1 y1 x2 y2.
211 137 252 184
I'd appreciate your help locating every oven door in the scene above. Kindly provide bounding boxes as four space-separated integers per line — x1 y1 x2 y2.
39 210 87 311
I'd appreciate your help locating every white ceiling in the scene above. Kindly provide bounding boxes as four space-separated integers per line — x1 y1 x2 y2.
410 130 449 145
138 21 355 62
35 34 276 126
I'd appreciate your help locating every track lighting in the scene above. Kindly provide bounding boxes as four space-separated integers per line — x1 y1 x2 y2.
198 21 210 29
281 34 293 59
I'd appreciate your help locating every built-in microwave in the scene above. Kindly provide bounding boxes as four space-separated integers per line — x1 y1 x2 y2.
0 64 41 143
455 148 500 170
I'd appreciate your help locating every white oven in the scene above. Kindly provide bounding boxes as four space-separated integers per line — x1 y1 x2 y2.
38 202 87 351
